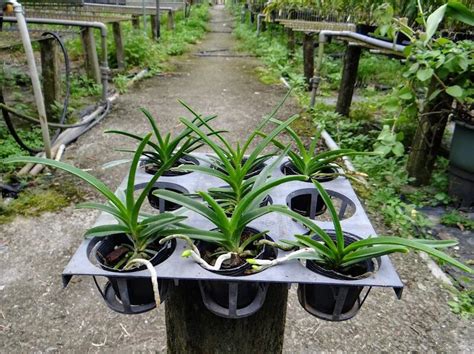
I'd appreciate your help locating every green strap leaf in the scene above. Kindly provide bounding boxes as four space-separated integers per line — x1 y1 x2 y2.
84 224 130 238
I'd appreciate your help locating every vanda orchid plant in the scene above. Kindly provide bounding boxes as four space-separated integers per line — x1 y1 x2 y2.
248 180 473 275
175 91 300 214
155 151 308 271
4 134 192 270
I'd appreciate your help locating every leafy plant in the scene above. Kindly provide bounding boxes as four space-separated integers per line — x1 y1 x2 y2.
448 288 474 319
249 180 472 275
441 210 474 231
4 134 189 269
373 124 405 157
175 93 298 213
105 106 220 173
266 117 373 180
154 159 307 262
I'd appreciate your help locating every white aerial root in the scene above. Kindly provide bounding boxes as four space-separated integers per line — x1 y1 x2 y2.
183 250 233 271
160 234 234 271
248 248 317 270
126 258 160 307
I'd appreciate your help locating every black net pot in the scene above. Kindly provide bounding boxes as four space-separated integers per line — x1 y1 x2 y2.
147 183 188 212
95 233 176 307
196 229 277 313
143 154 199 177
280 161 338 183
298 231 379 321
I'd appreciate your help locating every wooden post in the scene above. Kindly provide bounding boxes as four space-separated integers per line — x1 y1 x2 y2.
287 28 295 59
303 33 314 91
132 15 140 30
167 10 175 31
80 27 101 84
165 281 288 353
335 45 362 117
112 22 125 70
407 84 451 185
151 15 158 40
39 37 60 122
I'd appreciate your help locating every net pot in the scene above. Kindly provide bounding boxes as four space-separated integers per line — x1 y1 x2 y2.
147 183 188 212
143 154 199 177
94 233 176 309
196 229 277 318
280 161 338 182
298 231 379 321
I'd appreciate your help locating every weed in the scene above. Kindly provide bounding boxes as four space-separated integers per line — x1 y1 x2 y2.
448 288 474 319
0 126 43 173
441 211 474 231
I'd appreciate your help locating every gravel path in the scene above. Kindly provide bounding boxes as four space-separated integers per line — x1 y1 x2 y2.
0 5 472 352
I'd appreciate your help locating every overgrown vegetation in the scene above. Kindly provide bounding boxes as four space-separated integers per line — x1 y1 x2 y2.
0 126 43 173
233 2 473 317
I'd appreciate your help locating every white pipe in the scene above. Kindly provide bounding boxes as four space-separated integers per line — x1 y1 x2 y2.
318 30 406 52
9 0 52 158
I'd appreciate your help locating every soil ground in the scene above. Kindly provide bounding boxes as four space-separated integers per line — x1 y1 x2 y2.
0 5 472 352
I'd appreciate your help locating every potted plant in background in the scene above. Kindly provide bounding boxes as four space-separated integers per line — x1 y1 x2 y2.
175 94 299 215
105 106 222 176
5 135 191 310
249 180 473 320
105 105 223 209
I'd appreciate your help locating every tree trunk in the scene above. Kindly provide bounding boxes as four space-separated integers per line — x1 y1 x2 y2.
335 45 361 117
166 281 288 353
303 33 314 91
407 85 452 185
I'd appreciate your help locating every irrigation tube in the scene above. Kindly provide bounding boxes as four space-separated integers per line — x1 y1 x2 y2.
3 16 110 103
7 0 52 158
310 30 406 108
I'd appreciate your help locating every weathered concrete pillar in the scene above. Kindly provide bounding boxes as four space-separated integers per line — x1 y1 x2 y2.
80 27 101 84
112 22 125 70
165 281 288 353
335 45 362 117
40 37 61 121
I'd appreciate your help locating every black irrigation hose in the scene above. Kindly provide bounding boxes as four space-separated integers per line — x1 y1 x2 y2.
0 89 42 154
0 103 96 128
0 31 74 153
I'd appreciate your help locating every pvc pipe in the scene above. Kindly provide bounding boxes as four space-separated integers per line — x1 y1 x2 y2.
318 30 406 52
8 1 52 158
4 16 110 102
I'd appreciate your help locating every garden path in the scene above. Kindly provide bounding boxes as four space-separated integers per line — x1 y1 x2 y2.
0 5 472 352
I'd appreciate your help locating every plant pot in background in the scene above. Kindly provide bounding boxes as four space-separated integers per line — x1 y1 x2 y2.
448 121 474 209
94 233 176 314
298 232 379 321
147 182 189 212
143 154 199 176
280 161 338 182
